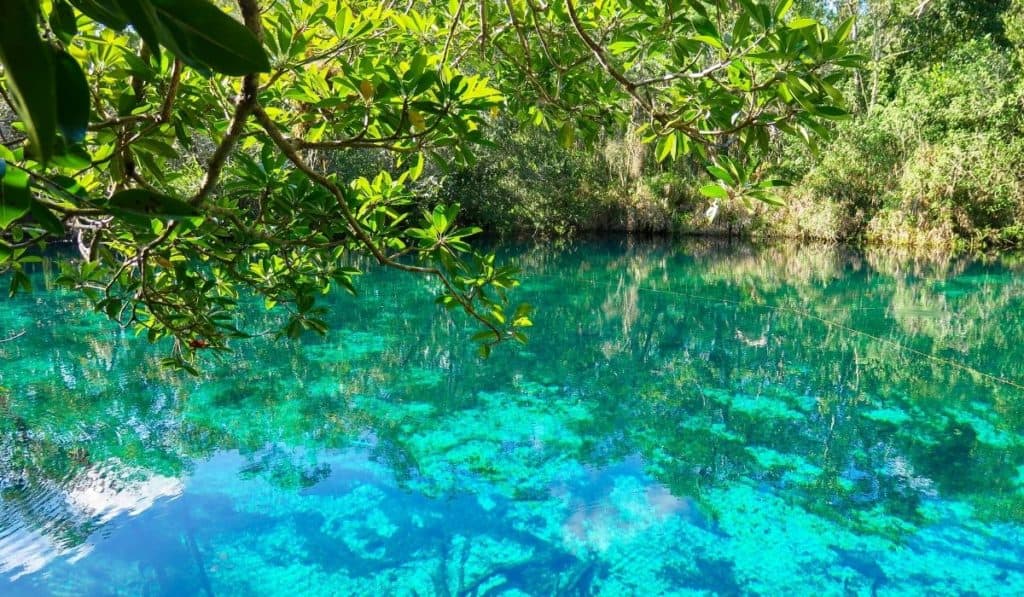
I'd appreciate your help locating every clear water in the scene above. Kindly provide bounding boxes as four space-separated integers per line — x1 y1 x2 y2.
1 239 1023 595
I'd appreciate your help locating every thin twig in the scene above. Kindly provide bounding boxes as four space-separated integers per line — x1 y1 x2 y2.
0 331 26 344
442 0 467 64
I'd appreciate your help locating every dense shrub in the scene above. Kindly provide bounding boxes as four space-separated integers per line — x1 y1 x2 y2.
429 6 1024 248
773 39 1024 246
435 121 613 235
872 133 1024 246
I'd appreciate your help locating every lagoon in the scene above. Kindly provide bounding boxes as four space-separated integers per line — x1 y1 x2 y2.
2 239 1023 595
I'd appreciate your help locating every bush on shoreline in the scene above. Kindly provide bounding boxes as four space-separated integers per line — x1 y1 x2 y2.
439 4 1024 251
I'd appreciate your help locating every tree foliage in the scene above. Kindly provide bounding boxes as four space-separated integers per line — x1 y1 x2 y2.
762 0 1024 247
0 0 857 367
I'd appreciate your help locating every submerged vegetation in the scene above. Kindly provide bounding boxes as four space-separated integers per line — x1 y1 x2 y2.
2 242 1023 592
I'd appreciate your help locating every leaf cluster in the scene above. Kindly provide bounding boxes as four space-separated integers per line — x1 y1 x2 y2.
0 0 858 368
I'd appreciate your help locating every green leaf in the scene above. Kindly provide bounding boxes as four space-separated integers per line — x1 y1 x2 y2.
774 0 794 21
558 122 576 149
836 54 867 68
692 35 725 50
114 0 166 61
407 152 425 180
707 165 736 185
699 184 729 199
405 52 427 81
814 105 850 120
0 0 57 163
758 178 792 189
472 330 499 343
53 50 91 144
738 0 766 27
0 169 33 230
718 155 744 184
108 189 199 220
691 15 719 39
608 40 637 55
9 270 32 296
752 191 785 206
732 13 751 44
655 134 677 162
69 0 130 29
29 199 66 236
134 137 180 159
51 174 87 198
832 16 855 43
50 0 79 43
150 0 270 75
787 18 818 30
51 142 91 169
121 50 157 80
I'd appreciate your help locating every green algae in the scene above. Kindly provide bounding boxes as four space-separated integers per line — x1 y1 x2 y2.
945 408 1021 448
862 407 913 425
746 446 823 485
727 393 805 422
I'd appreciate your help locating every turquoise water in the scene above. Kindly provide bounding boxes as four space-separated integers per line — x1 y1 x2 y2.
1 239 1023 595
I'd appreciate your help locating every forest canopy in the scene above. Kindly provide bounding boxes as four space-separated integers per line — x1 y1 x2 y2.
0 0 857 369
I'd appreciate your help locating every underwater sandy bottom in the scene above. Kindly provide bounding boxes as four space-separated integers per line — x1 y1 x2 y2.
2 240 1023 594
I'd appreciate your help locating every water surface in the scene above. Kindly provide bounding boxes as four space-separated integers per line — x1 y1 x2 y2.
2 240 1023 595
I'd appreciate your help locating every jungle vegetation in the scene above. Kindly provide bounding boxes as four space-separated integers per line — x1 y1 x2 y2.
0 0 859 365
445 0 1024 249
